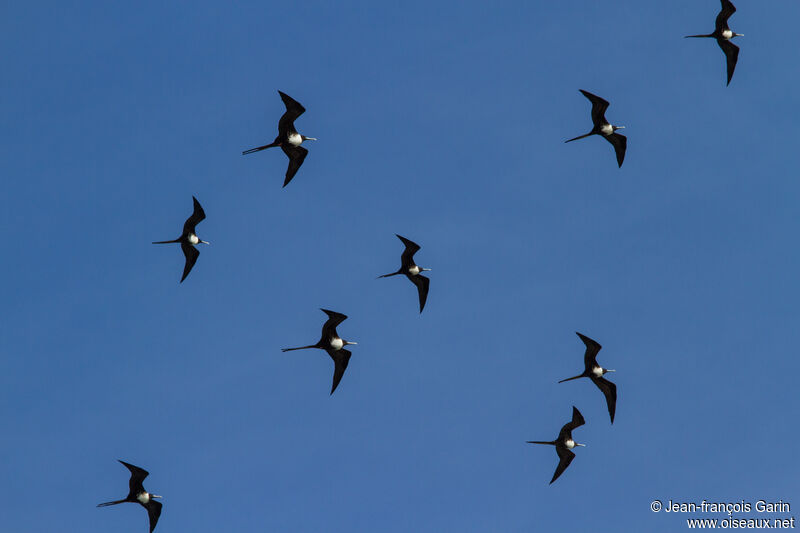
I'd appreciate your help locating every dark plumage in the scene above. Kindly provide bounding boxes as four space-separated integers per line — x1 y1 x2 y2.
565 90 627 168
152 196 209 283
282 309 357 395
378 234 431 313
242 90 316 187
685 0 742 85
527 406 586 484
97 460 163 533
558 332 617 424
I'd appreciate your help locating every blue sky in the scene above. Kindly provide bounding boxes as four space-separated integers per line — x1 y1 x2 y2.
1 1 798 531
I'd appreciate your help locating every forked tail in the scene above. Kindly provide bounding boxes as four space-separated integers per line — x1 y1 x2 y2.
97 499 127 507
526 440 556 445
242 142 279 155
152 239 180 244
565 132 594 143
558 374 584 383
281 345 317 352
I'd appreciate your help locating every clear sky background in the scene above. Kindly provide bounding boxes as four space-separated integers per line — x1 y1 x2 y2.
1 1 799 532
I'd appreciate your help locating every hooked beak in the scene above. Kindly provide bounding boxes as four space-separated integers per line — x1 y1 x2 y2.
303 136 317 141
606 369 616 373
575 443 586 447
151 494 162 499
345 341 357 346
421 268 432 272
200 240 210 245
614 125 625 130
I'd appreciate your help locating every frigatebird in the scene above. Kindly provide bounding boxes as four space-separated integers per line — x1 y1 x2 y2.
97 460 162 533
282 309 357 395
378 234 431 313
242 90 317 187
685 0 743 85
527 406 586 484
559 332 617 424
152 196 209 283
565 90 627 168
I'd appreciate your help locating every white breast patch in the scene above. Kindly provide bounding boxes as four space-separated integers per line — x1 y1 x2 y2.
188 234 199 245
592 366 604 378
722 29 733 40
601 124 614 136
137 492 150 504
408 265 420 276
330 337 344 350
287 132 303 146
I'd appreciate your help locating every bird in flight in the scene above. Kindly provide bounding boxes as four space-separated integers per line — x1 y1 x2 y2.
97 460 162 533
527 406 586 484
152 196 209 283
378 234 432 313
558 332 617 424
282 309 358 395
565 90 627 168
685 0 743 86
242 90 317 187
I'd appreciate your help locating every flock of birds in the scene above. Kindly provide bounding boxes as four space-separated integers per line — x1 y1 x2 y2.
96 1 746 530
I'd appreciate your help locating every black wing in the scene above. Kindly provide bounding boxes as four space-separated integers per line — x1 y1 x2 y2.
579 89 610 127
558 406 585 442
551 446 576 484
715 0 736 32
604 132 627 167
396 234 421 267
277 90 306 136
320 309 348 338
144 500 162 533
592 376 617 424
409 274 430 313
576 332 602 372
328 348 352 395
717 39 739 86
119 460 149 494
182 196 206 236
180 242 199 283
281 145 308 187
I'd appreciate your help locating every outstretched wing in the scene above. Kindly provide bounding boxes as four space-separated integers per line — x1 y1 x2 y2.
592 376 617 424
328 348 352 395
119 460 149 494
717 39 739 86
409 274 430 313
144 500 162 533
320 309 348 339
603 132 627 168
281 145 308 187
715 0 736 32
180 243 200 283
579 89 610 127
576 332 602 372
558 405 585 442
551 446 576 484
277 90 306 136
396 234 421 266
183 196 206 235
